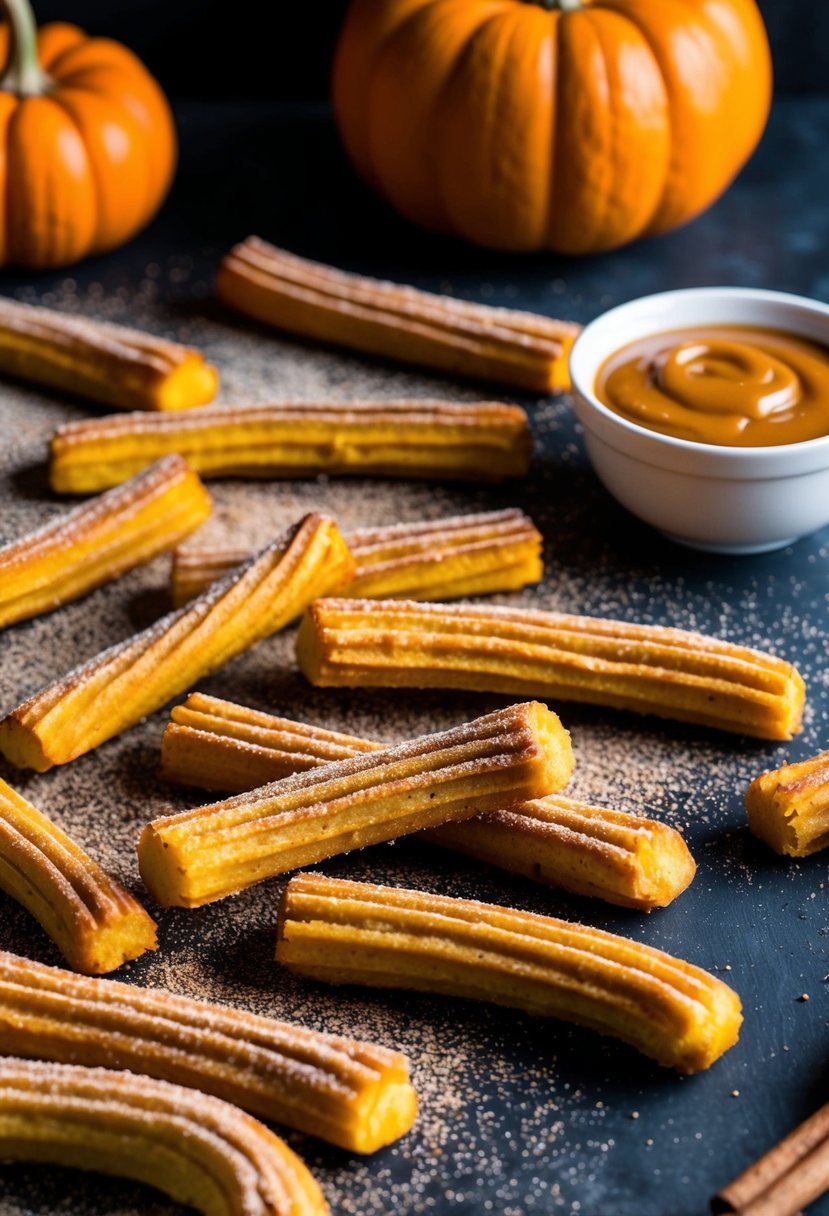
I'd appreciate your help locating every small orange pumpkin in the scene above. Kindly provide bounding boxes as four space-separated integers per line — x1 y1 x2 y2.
333 0 772 255
0 0 176 268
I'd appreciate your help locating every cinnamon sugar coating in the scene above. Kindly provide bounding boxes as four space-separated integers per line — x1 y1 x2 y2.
297 599 805 741
217 236 580 393
140 701 573 908
277 874 743 1074
0 1056 327 1214
0 950 416 1153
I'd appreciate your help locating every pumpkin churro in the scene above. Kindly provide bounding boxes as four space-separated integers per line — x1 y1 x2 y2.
0 296 218 412
297 599 805 741
49 401 532 494
217 236 580 393
276 874 742 1074
140 701 573 908
745 750 829 857
0 514 354 772
171 508 542 607
0 950 416 1153
0 1058 328 1215
161 694 694 910
0 777 156 974
0 456 211 630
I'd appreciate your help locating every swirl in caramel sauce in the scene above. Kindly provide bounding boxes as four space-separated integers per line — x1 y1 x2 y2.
595 326 829 447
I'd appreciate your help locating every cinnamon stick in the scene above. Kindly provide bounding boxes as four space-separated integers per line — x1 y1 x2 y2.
712 1102 829 1215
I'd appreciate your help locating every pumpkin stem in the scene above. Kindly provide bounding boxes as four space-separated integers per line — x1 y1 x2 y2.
526 0 584 9
0 0 50 96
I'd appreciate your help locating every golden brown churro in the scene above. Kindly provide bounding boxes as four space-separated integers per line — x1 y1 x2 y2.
297 599 805 741
745 750 829 856
276 874 742 1074
0 1058 328 1215
0 950 416 1153
49 401 532 494
217 236 580 393
140 701 573 908
0 777 156 974
0 296 218 411
0 456 211 630
0 514 354 772
171 508 543 607
161 694 694 911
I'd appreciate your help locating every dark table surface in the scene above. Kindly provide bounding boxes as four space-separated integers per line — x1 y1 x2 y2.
1 97 829 1216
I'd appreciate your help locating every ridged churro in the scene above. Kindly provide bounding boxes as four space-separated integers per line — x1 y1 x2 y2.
171 508 542 607
277 874 742 1074
140 701 573 908
161 694 694 910
0 777 156 974
298 599 805 741
0 950 416 1153
0 514 354 771
217 237 579 393
745 750 829 857
0 1058 327 1215
50 401 532 494
0 296 218 411
0 456 211 630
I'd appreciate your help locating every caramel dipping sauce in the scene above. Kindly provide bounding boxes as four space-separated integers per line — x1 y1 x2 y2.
595 326 829 447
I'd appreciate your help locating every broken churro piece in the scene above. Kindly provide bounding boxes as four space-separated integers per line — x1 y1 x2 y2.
297 599 805 742
50 401 532 493
0 777 156 974
0 950 416 1153
161 694 694 911
0 456 211 630
0 1058 328 1215
276 874 742 1074
0 514 354 772
0 296 218 411
140 701 573 908
745 750 829 857
217 236 580 393
171 508 543 607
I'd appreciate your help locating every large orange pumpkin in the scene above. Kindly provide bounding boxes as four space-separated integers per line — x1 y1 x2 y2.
0 0 176 268
333 0 772 254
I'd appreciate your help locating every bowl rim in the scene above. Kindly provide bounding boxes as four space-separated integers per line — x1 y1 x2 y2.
569 286 829 464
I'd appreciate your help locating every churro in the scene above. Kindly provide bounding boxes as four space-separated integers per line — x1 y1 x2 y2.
0 950 416 1153
298 599 805 741
276 874 742 1074
0 777 156 973
171 508 542 607
0 295 217 411
140 701 573 908
217 236 579 393
0 1058 327 1214
745 750 829 856
50 401 532 494
0 514 354 771
0 456 211 630
161 694 693 910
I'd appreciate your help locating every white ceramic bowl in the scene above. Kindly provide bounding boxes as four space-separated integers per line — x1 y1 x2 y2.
569 287 829 554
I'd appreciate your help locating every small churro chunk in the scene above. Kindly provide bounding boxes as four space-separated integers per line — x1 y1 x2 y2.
297 599 805 741
0 777 156 973
171 507 542 607
217 236 580 393
0 455 211 630
50 401 532 494
0 295 217 411
746 750 829 856
0 950 416 1153
0 1058 327 1215
160 694 694 911
140 701 574 908
0 514 354 771
277 874 742 1074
